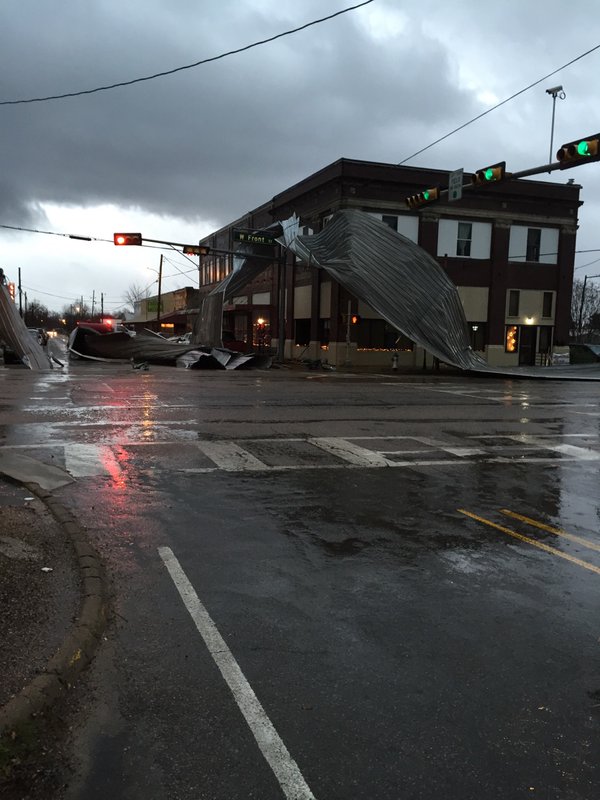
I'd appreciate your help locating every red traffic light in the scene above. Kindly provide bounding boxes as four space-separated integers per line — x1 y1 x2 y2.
114 233 142 246
182 245 211 256
351 314 361 324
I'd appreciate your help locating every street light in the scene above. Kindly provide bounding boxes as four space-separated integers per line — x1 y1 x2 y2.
545 85 566 172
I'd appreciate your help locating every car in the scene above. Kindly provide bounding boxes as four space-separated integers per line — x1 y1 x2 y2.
27 327 48 346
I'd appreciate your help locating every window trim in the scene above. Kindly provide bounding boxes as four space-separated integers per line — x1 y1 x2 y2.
456 221 473 258
526 227 542 263
508 289 520 317
542 291 553 318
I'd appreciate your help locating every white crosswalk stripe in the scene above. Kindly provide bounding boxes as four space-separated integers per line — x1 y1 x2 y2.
3 433 600 477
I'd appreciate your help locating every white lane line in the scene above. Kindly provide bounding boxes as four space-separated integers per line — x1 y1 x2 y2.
309 437 393 467
471 433 593 439
195 441 269 471
157 547 317 800
506 434 600 461
64 443 123 478
548 443 600 460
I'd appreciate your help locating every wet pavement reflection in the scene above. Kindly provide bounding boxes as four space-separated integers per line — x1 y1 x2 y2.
1 354 600 798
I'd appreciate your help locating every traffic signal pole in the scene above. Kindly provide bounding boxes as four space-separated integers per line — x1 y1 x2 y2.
156 254 163 330
430 159 569 205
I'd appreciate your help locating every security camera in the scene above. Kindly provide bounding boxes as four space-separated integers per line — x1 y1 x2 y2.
546 85 563 94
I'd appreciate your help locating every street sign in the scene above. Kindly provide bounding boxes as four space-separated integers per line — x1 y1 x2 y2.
233 229 276 246
448 169 464 202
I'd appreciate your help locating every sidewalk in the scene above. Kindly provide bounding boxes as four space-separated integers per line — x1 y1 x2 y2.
0 473 107 795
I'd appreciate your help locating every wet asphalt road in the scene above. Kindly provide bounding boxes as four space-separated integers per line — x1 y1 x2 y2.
1 350 600 799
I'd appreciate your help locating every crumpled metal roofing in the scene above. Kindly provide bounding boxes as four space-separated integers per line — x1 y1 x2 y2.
0 282 52 370
281 209 486 371
198 209 485 370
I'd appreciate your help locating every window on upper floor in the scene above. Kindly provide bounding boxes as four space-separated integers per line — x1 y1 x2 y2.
437 219 492 259
508 289 520 317
381 214 398 231
508 225 558 264
542 292 553 318
456 222 473 257
526 228 542 262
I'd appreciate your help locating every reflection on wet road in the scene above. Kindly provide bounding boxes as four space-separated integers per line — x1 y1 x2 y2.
1 361 600 799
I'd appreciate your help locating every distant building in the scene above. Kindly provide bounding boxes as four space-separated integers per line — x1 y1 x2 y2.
196 158 582 367
129 287 200 336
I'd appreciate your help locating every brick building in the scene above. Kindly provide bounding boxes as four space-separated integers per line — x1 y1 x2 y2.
196 158 581 367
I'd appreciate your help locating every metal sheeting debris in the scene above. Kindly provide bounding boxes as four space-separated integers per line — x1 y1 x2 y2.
196 208 485 370
67 324 270 370
68 326 199 363
282 209 486 371
176 350 272 370
0 282 52 371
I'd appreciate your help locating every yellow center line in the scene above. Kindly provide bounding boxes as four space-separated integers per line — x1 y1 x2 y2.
457 509 600 576
500 509 600 554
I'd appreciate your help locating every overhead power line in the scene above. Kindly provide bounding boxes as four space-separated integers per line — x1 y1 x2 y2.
0 1 374 106
398 42 600 165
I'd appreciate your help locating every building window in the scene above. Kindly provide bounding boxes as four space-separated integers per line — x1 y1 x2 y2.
456 222 472 257
319 318 330 348
295 319 310 346
508 289 520 317
322 215 333 229
505 325 519 353
526 228 541 262
469 323 486 351
538 325 552 354
542 292 553 318
381 215 398 231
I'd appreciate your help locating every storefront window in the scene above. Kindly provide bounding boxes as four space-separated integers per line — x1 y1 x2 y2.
505 325 519 353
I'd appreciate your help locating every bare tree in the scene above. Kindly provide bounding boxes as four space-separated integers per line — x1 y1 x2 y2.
123 283 151 313
571 278 600 341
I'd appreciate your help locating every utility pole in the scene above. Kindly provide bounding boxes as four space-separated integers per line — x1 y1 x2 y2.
91 290 96 318
278 246 286 363
24 292 28 324
80 295 84 318
101 292 104 318
546 85 566 173
156 254 163 331
18 267 22 317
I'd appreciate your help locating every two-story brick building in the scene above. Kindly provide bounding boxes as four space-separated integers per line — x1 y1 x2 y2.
196 158 581 367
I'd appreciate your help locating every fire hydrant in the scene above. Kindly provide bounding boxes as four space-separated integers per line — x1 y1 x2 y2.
391 353 399 371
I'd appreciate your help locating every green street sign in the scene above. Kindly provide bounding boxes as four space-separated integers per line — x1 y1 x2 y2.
233 229 276 246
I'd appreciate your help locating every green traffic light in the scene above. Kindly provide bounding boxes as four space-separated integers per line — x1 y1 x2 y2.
577 140 591 156
423 190 430 200
484 168 494 180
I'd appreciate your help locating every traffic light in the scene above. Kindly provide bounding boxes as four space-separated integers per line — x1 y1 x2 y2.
351 314 361 324
7 282 16 301
556 134 600 167
405 187 440 210
182 245 211 256
471 162 506 186
113 233 142 246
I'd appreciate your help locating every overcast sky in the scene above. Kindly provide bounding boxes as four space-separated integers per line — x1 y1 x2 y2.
1 0 599 316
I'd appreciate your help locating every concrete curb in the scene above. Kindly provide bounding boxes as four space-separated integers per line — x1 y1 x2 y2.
0 481 108 736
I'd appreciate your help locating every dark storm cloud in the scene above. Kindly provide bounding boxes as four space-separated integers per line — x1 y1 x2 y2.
0 0 476 226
